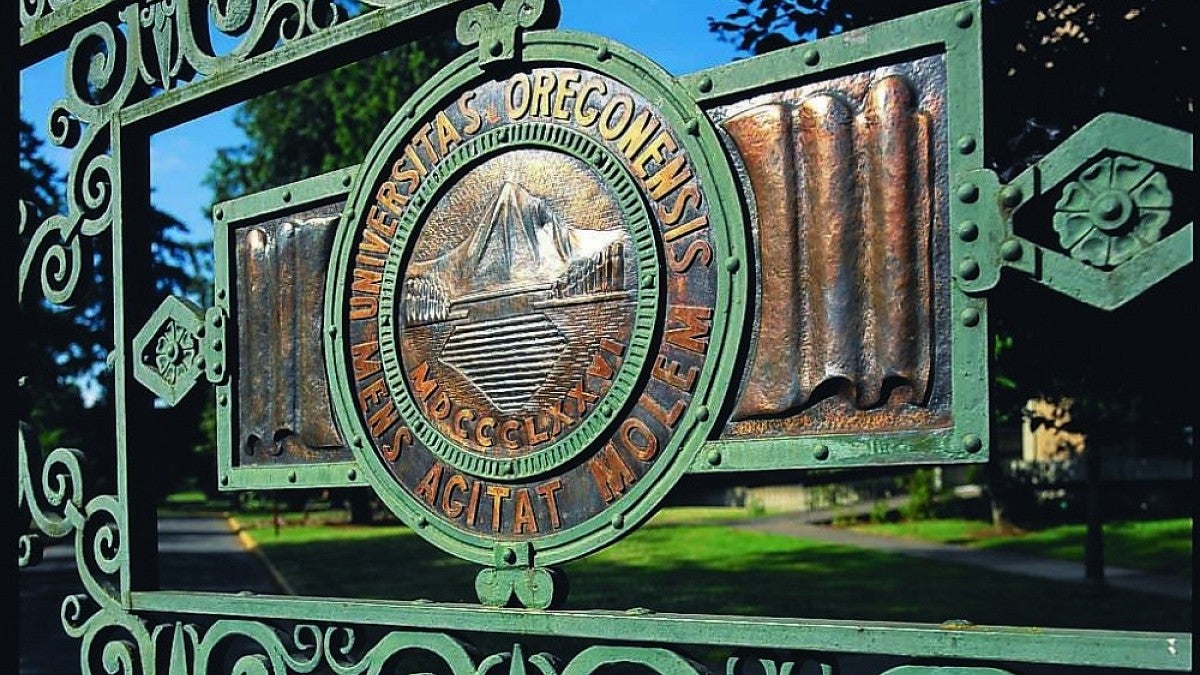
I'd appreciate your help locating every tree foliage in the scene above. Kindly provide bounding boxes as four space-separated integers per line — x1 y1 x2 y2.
206 37 461 203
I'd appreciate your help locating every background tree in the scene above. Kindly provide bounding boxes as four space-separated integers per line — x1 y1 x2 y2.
206 37 460 202
710 0 1194 525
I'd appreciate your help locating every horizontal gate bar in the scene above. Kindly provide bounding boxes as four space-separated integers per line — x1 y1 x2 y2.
121 0 477 131
131 592 1192 671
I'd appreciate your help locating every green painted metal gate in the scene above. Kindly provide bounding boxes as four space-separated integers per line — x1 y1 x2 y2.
17 0 1193 672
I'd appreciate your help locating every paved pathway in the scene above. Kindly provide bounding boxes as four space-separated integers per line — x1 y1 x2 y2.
729 516 1192 600
19 516 280 675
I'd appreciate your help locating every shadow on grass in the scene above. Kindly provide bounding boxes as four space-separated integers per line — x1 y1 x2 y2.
250 523 1190 633
976 519 1193 579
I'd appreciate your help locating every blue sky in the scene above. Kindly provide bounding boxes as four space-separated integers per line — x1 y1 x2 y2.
19 0 744 241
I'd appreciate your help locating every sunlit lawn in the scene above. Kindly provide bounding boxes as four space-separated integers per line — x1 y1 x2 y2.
851 517 1193 578
242 507 1190 633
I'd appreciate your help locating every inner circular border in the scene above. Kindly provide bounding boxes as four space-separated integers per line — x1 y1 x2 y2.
377 122 660 481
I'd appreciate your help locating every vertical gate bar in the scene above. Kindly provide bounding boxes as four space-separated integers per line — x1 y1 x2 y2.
7 4 22 672
113 114 160 598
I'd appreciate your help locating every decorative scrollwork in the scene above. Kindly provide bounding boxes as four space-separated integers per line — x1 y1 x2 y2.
456 0 557 65
62 597 156 675
19 212 88 305
18 419 86 562
20 0 50 27
18 382 127 609
174 0 341 83
1053 155 1173 268
22 0 343 309
324 626 478 675
475 565 568 609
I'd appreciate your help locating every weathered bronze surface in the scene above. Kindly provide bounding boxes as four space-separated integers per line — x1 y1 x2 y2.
333 65 722 542
401 149 636 454
713 55 952 438
235 205 350 465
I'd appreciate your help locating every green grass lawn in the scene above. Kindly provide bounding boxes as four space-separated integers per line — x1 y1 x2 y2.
243 507 1190 633
851 517 1193 579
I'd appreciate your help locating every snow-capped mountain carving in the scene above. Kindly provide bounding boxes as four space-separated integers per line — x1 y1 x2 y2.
405 182 626 316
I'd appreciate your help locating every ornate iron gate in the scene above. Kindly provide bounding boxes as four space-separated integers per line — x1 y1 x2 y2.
17 0 1193 672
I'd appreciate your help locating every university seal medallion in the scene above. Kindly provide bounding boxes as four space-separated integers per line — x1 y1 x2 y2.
326 39 745 565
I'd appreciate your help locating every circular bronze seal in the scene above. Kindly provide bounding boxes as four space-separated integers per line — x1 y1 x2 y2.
327 37 744 565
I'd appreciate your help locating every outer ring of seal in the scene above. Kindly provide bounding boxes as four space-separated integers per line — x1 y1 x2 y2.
326 31 747 566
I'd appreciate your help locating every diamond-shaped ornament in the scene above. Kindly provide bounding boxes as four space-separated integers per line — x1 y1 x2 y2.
132 296 205 406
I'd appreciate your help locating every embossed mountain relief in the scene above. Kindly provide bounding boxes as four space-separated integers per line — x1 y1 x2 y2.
724 74 936 422
404 181 629 412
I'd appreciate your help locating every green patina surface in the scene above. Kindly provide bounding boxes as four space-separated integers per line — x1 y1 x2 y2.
16 0 1193 671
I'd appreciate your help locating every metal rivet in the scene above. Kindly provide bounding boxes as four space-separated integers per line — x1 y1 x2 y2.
813 444 830 461
955 10 973 28
724 257 740 273
686 119 700 136
698 76 713 94
287 470 297 483
706 449 722 466
218 394 228 406
503 547 517 564
695 406 710 422
958 258 980 280
212 339 223 351
416 516 428 528
196 356 206 370
803 49 820 66
963 434 983 454
214 208 224 221
327 326 338 338
489 40 503 57
216 289 226 301
957 221 979 242
347 469 357 481
1000 239 1023 262
611 514 625 529
956 136 976 155
1000 185 1023 208
220 475 229 486
213 363 224 376
342 175 352 188
596 45 610 61
957 183 979 203
282 191 292 203
960 308 980 327
353 436 364 448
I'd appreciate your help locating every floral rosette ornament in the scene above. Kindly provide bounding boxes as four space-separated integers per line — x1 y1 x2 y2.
155 318 198 386
1052 155 1173 267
